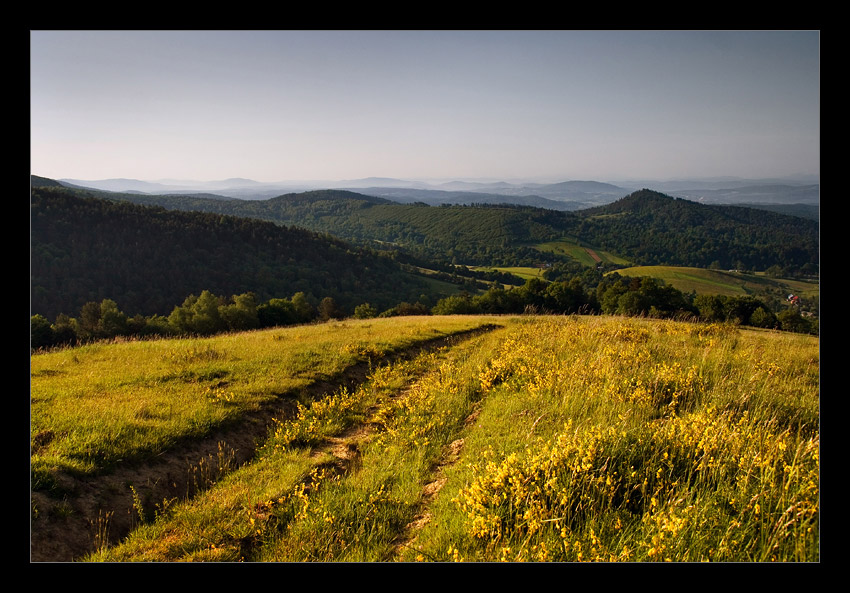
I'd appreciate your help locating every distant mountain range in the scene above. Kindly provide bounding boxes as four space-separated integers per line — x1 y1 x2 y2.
662 184 820 205
54 175 819 211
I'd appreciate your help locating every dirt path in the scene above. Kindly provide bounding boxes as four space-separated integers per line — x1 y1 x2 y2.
584 247 602 263
386 405 480 561
30 325 499 562
273 347 482 562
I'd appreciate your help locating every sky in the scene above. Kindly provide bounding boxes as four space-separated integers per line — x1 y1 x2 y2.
30 30 820 184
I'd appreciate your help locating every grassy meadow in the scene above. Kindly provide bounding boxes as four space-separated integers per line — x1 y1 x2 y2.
536 239 631 267
31 315 819 562
30 316 491 490
614 265 819 300
468 266 547 282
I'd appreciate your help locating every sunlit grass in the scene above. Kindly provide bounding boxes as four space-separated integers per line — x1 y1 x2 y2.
86 330 504 561
406 317 819 562
62 315 818 562
31 316 494 491
614 265 819 300
535 239 630 267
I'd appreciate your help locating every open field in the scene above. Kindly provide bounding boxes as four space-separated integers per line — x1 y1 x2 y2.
615 266 819 300
467 266 547 282
536 239 631 267
31 315 819 562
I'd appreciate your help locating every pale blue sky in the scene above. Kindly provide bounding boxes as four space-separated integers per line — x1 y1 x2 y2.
30 30 820 183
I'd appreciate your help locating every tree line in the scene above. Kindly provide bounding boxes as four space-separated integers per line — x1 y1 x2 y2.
430 273 816 335
31 289 351 349
31 271 817 351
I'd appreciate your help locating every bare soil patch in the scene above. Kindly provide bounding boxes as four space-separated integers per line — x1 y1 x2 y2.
584 247 602 263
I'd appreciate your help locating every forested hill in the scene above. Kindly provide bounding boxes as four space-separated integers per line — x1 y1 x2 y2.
573 190 819 272
31 177 819 275
30 186 456 320
33 179 576 267
254 191 574 266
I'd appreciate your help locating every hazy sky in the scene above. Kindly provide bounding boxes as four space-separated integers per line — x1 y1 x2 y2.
30 30 820 184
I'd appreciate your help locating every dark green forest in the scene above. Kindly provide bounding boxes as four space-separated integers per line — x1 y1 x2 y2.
573 190 820 273
50 180 819 274
31 186 461 321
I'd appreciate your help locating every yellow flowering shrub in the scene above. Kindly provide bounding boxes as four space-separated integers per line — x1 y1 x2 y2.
454 394 818 561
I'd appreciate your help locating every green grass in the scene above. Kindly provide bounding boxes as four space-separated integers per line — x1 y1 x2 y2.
615 265 819 299
468 266 546 281
536 239 630 266
30 316 492 490
402 317 819 562
403 269 467 299
84 329 504 561
33 315 819 562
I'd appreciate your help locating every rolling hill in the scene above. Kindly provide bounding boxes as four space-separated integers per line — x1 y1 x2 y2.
573 190 819 272
43 176 817 274
30 185 463 320
30 177 819 326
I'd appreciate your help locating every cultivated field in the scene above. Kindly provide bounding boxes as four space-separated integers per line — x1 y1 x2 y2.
467 266 546 281
31 315 819 562
536 239 630 267
615 266 819 300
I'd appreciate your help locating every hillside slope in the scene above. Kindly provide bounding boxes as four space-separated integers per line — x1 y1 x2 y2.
31 177 820 275
30 316 819 562
575 190 819 272
30 186 458 320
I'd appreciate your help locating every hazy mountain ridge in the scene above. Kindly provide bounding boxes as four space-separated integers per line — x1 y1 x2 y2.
54 175 819 209
346 187 583 211
665 184 820 205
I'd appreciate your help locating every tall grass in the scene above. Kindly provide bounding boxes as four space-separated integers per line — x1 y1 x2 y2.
66 315 818 562
31 316 494 491
409 317 819 562
257 332 502 561
86 330 502 561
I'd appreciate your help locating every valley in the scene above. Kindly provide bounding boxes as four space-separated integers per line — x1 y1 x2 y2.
30 175 818 336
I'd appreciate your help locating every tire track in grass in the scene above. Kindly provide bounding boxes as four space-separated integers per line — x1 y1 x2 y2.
382 328 502 561
302 325 501 479
387 407 481 561
251 327 503 562
234 327 501 561
31 324 500 562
